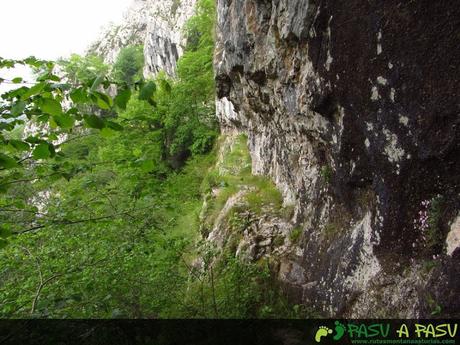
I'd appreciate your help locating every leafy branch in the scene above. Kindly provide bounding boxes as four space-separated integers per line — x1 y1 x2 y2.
13 205 158 235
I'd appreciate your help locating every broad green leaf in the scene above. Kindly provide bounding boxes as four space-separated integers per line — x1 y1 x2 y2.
37 73 60 82
0 153 18 169
4 86 27 99
99 92 113 107
91 92 112 110
49 117 58 129
37 114 49 123
25 136 40 144
8 140 30 151
69 88 89 104
0 122 15 131
32 143 51 159
12 77 22 84
106 121 123 131
21 82 46 100
114 88 131 110
138 81 156 102
90 75 104 92
54 114 75 129
48 133 58 141
24 56 44 68
96 97 110 110
0 59 15 68
40 98 62 116
11 101 26 117
84 115 105 129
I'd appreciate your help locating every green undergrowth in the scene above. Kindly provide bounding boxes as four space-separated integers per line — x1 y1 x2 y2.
289 227 303 244
0 133 306 318
176 133 308 318
181 253 310 318
201 134 287 235
0 147 216 318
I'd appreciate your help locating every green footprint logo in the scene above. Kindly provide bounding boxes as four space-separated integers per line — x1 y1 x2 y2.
333 321 346 341
315 326 333 343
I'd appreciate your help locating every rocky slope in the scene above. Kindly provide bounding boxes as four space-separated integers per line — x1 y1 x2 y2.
213 0 460 317
88 0 196 77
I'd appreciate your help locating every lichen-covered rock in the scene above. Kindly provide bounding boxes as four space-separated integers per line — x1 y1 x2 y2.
88 0 196 76
200 133 298 263
446 213 460 256
214 0 460 317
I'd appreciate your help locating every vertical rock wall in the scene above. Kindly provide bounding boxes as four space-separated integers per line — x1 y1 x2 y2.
214 0 460 317
88 0 196 77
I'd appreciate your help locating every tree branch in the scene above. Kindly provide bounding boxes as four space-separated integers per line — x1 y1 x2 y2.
13 205 157 235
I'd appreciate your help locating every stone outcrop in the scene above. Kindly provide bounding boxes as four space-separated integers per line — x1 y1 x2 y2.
88 0 196 77
213 0 460 317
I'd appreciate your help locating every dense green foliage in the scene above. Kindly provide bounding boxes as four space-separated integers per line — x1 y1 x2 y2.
59 54 109 85
112 45 144 86
0 0 300 319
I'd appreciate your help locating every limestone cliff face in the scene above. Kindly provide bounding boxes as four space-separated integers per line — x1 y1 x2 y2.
88 0 196 77
214 0 460 317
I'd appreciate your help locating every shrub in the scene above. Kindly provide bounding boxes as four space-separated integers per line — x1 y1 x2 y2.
112 45 144 85
289 227 303 243
321 165 333 183
414 195 445 251
60 53 109 85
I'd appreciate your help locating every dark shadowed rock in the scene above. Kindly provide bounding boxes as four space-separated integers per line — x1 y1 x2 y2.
213 0 460 317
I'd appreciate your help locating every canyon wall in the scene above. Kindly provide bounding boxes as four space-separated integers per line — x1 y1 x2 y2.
88 0 196 77
213 0 460 317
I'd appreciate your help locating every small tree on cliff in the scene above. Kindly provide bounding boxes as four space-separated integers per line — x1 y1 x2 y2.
112 45 145 86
